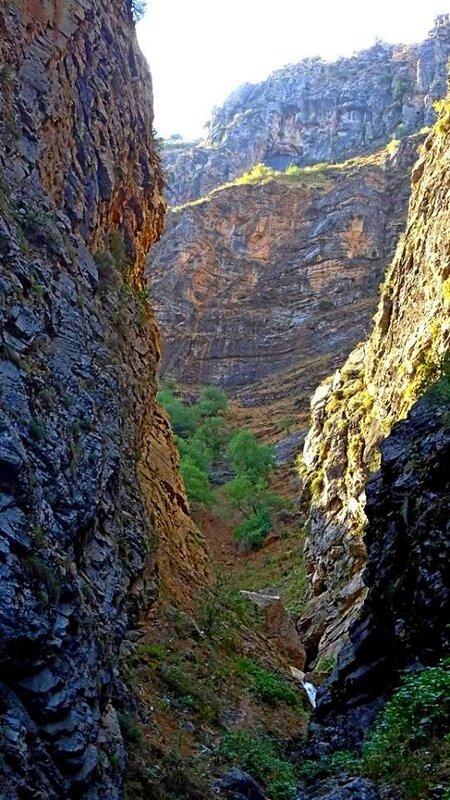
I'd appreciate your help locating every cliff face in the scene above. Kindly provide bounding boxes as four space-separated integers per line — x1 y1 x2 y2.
311 390 450 748
0 3 206 798
150 137 421 440
164 17 450 205
299 96 450 662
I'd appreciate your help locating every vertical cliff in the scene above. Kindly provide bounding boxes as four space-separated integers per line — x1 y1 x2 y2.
299 93 450 661
164 17 450 205
311 388 450 749
0 2 207 797
150 136 421 445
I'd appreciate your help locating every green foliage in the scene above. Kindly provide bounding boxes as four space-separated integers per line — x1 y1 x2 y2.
175 434 213 472
179 458 214 507
234 508 272 549
234 163 276 186
29 417 46 441
299 750 362 782
220 731 297 800
117 712 144 747
227 430 275 481
362 663 450 782
157 388 200 437
22 556 60 603
300 663 450 798
314 654 337 676
236 658 301 708
197 386 228 416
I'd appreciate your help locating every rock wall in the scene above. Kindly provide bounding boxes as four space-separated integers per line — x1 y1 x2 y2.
164 16 450 205
311 389 450 748
299 94 450 662
0 2 207 798
150 136 421 439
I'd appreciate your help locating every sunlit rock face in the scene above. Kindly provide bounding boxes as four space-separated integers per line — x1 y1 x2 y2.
299 97 450 663
164 16 450 206
0 2 206 797
150 136 421 438
310 391 450 749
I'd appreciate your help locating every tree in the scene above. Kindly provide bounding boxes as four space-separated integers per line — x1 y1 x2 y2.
227 430 275 481
197 386 228 416
179 458 213 507
192 416 230 461
157 388 200 437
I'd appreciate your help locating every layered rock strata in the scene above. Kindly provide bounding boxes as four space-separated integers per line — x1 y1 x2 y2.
150 136 421 439
299 96 450 661
311 390 450 748
164 16 450 205
0 2 206 797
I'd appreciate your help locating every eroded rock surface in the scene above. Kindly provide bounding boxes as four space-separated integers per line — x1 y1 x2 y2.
300 97 450 660
164 16 450 205
310 390 450 748
0 2 207 797
150 136 421 437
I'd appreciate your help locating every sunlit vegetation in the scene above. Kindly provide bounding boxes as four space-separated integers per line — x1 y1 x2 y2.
171 136 414 213
157 385 288 548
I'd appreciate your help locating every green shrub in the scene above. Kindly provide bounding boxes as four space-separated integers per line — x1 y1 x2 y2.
197 385 228 416
157 388 200 436
362 663 450 781
234 508 272 549
117 712 144 747
220 731 297 800
191 416 230 460
300 663 450 798
179 457 213 506
29 417 46 441
227 430 275 481
236 657 301 707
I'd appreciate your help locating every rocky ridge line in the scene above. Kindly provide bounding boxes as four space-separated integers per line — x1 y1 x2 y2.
164 16 450 205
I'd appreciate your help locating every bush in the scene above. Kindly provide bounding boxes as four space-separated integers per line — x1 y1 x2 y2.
157 388 200 436
197 386 228 416
362 663 450 781
234 508 272 549
220 731 297 800
179 458 214 507
227 430 275 481
299 662 450 798
236 658 301 707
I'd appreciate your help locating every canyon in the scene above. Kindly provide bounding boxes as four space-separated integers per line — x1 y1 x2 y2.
0 4 448 800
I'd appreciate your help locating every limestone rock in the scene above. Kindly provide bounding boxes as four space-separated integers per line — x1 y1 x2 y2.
164 17 450 206
300 94 450 659
150 135 421 439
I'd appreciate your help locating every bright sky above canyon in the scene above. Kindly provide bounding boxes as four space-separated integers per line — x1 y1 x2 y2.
137 1 449 140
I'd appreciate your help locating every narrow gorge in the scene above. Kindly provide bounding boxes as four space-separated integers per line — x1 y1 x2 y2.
0 4 449 800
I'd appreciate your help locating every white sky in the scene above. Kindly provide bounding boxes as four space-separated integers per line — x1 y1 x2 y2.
137 1 449 140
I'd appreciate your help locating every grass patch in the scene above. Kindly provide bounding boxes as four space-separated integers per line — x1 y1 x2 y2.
220 730 298 800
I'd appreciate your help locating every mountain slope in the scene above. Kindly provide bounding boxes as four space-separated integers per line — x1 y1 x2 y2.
164 17 450 205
